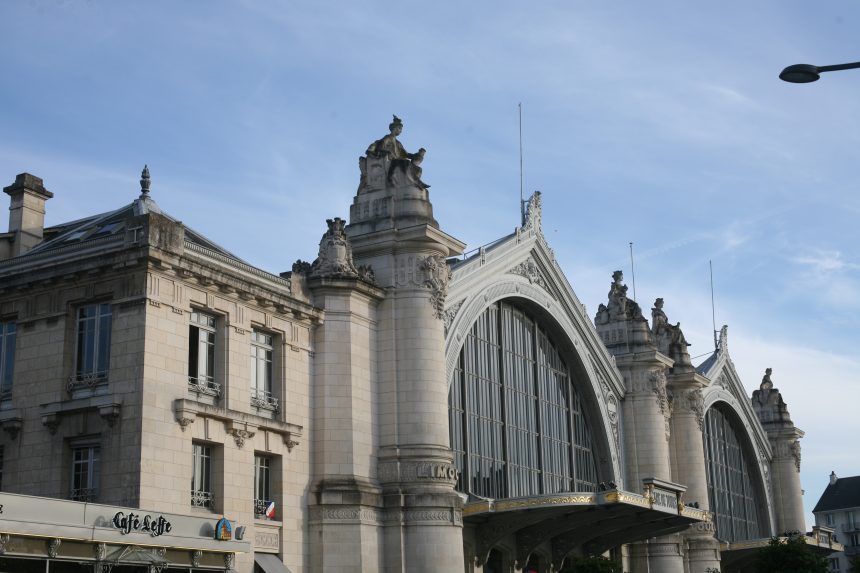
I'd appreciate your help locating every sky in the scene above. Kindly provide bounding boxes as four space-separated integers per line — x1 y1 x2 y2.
1 0 858 528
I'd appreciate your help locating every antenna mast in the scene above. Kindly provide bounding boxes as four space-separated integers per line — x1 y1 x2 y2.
710 260 717 350
519 102 525 225
629 242 637 301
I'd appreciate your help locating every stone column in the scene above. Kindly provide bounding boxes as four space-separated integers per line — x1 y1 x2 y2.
345 118 467 572
668 372 721 573
751 369 806 534
594 276 684 573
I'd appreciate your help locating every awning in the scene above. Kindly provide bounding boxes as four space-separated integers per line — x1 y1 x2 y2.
255 553 292 573
720 528 844 572
463 482 710 568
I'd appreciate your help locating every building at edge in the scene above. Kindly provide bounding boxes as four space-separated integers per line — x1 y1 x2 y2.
0 118 840 572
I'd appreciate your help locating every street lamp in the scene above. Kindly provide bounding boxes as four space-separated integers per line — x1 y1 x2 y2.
779 61 860 83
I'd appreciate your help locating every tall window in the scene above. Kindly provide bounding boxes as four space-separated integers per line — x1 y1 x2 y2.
250 331 278 411
70 444 99 502
191 442 214 509
449 300 599 500
0 321 15 400
71 304 112 390
703 404 767 542
188 311 219 395
254 454 273 518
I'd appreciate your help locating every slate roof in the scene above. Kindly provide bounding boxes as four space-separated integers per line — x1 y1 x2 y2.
696 350 719 375
812 475 860 513
26 194 245 263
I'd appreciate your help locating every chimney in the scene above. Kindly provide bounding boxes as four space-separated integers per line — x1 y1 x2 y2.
4 173 53 256
830 471 838 485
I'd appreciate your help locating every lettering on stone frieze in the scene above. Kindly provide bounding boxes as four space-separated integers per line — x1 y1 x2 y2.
416 462 460 482
651 489 679 513
420 254 452 319
254 530 280 550
112 511 173 537
690 521 716 535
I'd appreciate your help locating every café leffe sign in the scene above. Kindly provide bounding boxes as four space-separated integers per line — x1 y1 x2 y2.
112 511 173 537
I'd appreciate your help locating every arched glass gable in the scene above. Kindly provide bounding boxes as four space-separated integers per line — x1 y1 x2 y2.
448 300 599 499
703 404 768 542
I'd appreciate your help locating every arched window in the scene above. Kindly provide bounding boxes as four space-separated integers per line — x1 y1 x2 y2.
448 300 598 499
703 404 767 542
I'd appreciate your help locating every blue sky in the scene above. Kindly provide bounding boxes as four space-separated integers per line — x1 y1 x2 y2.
2 1 858 526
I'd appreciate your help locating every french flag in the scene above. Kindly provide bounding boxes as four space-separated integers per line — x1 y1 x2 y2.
265 501 276 519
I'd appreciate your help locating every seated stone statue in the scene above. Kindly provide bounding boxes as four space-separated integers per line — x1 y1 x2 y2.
359 115 428 191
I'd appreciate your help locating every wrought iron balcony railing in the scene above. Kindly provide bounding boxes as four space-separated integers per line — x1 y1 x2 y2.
70 487 97 502
191 489 215 509
188 377 221 398
250 388 279 412
254 498 274 519
67 371 108 394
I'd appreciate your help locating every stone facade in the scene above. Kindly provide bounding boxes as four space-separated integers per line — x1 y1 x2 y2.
0 120 809 573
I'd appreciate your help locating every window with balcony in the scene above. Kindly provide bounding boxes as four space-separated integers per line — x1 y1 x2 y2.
188 311 219 396
0 321 15 402
254 454 274 519
191 442 214 509
70 444 99 502
69 303 112 393
250 330 279 412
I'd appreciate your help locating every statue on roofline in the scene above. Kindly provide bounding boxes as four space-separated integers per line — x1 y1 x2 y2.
359 115 428 192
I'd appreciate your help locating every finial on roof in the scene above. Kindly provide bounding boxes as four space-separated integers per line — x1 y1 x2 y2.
140 165 151 197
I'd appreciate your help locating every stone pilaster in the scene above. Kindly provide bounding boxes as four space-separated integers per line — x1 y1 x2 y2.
752 369 806 534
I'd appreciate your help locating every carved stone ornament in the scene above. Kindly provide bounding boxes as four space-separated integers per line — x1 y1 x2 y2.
47 538 62 559
229 427 255 448
649 370 673 440
508 257 549 292
420 254 452 319
443 298 465 334
790 440 802 472
522 191 542 231
191 550 203 568
177 416 194 431
310 218 360 279
685 388 705 431
308 218 376 285
1 417 23 440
